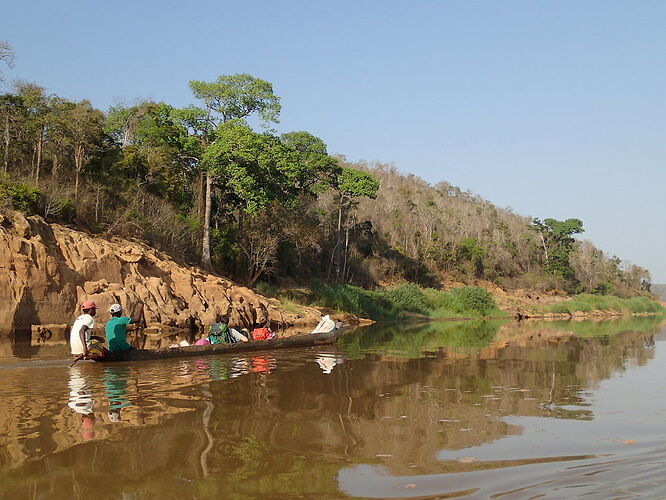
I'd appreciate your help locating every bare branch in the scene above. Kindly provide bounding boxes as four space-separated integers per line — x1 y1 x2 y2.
0 41 15 84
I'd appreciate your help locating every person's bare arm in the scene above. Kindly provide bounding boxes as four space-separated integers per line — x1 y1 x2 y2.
130 302 144 324
79 325 90 357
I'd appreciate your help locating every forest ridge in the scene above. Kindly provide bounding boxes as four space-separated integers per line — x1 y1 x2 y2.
0 52 653 298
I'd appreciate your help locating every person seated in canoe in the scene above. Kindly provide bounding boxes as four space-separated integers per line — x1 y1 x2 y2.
195 322 248 345
105 302 144 353
251 322 276 341
70 300 106 359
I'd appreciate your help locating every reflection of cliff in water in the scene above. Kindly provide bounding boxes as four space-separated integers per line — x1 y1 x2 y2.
0 319 662 498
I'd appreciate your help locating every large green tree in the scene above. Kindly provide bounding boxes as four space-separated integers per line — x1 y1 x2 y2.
189 74 281 269
529 217 584 279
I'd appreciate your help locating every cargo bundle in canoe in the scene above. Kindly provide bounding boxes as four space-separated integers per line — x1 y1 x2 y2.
95 330 344 362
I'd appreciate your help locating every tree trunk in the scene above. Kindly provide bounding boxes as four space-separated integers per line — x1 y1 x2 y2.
95 186 101 223
3 113 9 173
35 125 44 184
195 171 205 221
342 224 350 282
539 233 549 262
74 144 84 196
327 198 344 280
201 172 213 270
52 152 59 178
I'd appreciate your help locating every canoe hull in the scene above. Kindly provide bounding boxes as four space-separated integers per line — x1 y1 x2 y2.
95 330 343 362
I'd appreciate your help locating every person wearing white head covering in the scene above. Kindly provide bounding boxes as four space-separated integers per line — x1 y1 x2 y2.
104 302 144 353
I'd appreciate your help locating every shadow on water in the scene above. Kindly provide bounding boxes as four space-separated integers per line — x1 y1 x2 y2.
0 316 665 498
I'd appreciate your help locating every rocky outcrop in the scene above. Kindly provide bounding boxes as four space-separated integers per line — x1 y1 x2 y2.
0 210 323 334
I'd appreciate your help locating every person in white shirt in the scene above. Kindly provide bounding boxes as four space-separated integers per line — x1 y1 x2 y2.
70 300 98 357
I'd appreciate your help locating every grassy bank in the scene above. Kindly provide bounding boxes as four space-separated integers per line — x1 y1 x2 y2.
540 294 665 315
258 282 504 321
257 281 665 322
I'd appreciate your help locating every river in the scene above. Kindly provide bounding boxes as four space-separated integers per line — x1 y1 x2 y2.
1 316 665 499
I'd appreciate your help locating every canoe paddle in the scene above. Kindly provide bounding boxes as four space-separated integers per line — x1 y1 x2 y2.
69 353 84 367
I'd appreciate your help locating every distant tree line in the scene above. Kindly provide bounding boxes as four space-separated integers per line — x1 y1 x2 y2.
0 44 652 297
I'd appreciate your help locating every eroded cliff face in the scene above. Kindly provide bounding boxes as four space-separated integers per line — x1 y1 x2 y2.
0 210 318 333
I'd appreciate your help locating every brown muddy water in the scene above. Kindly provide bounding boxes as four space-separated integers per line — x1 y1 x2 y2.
1 316 666 499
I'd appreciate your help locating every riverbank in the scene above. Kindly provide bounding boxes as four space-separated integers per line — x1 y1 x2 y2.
1 209 662 339
259 282 665 323
0 210 348 336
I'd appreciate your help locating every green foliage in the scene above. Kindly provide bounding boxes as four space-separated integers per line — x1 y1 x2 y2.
592 282 613 295
189 73 281 129
424 286 500 318
530 217 584 279
303 282 500 320
280 131 339 191
0 175 40 213
544 294 665 315
309 281 395 319
378 283 429 314
202 121 272 214
336 168 379 199
458 237 485 276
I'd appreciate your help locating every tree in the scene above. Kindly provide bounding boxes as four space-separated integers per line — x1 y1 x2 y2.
14 82 51 183
329 167 379 281
0 41 14 84
280 131 339 191
66 100 104 195
0 93 24 172
529 217 584 279
104 100 157 147
188 74 281 269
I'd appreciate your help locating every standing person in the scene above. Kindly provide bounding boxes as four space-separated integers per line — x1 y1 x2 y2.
70 300 97 358
105 302 144 353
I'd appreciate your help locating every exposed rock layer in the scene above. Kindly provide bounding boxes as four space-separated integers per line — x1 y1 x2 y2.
0 210 322 334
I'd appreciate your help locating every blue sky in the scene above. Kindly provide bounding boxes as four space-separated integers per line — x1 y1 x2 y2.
3 1 665 281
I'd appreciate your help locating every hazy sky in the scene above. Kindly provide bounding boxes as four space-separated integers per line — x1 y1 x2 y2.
4 1 665 281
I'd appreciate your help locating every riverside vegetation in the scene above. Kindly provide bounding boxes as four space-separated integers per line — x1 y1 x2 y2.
0 43 661 319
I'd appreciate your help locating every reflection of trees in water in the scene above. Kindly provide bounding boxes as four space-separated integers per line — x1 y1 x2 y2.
0 320 662 498
339 320 503 359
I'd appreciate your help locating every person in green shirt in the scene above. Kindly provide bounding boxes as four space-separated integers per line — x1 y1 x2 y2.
105 302 144 352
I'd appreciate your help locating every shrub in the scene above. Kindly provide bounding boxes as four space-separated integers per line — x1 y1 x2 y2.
309 281 395 319
448 286 498 317
0 175 41 214
376 283 428 314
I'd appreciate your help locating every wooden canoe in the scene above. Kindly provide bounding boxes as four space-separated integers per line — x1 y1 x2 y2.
94 330 344 362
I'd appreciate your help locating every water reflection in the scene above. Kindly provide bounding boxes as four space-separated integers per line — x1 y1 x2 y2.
67 366 96 439
315 353 344 374
0 316 664 499
104 367 130 423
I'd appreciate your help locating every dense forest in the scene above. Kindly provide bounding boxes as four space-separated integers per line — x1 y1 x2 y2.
0 44 653 298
